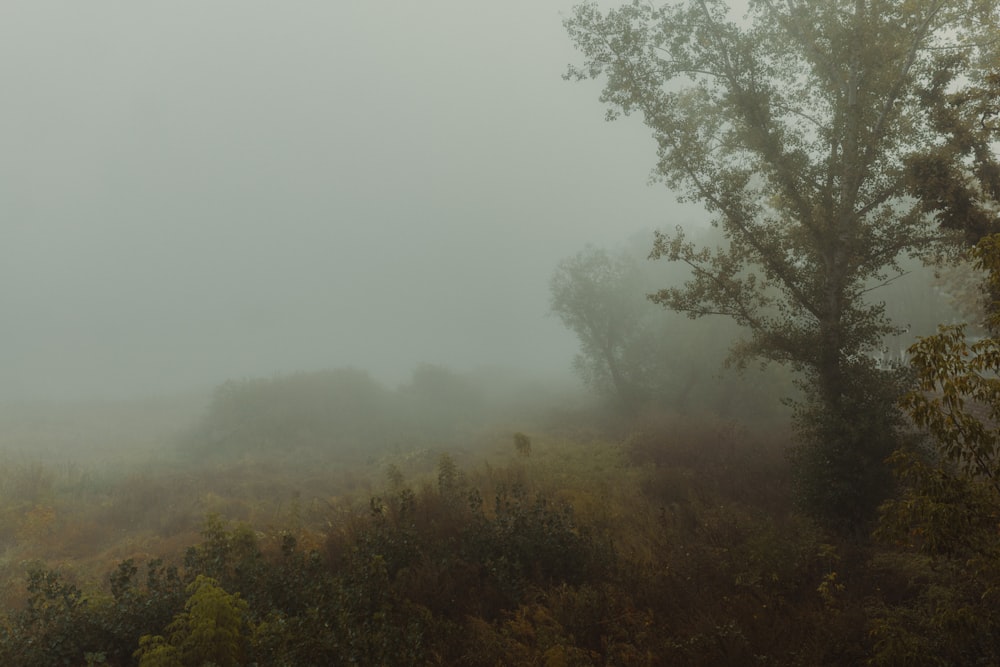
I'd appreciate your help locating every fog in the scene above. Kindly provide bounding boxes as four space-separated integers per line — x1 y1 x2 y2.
1 1 710 401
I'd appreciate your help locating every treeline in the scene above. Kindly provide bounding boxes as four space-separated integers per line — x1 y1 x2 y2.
180 355 797 464
179 365 579 459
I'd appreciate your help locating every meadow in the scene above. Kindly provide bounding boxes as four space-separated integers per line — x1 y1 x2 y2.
0 368 989 665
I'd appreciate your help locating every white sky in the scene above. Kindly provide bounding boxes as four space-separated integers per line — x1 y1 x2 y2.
0 1 706 400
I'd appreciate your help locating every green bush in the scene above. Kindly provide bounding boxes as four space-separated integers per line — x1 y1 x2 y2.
135 575 248 667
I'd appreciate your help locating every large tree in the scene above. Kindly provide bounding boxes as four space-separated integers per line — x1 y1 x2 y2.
565 0 999 525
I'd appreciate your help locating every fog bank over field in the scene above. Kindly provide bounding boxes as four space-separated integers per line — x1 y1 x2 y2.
0 1 714 401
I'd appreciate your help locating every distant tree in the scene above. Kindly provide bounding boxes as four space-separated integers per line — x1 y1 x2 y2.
396 364 485 444
550 246 669 411
191 368 393 454
565 0 999 526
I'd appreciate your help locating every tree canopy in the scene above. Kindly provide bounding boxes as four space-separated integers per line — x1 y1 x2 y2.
565 0 999 524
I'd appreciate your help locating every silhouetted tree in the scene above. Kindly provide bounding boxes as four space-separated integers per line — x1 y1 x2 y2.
565 0 998 526
550 246 669 411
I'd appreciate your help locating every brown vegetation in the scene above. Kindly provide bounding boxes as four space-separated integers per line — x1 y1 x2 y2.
0 397 879 665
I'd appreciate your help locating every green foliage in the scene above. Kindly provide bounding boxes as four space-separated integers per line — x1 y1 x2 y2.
872 234 1000 664
360 490 422 578
135 575 248 667
564 0 998 526
898 236 1000 491
133 634 181 667
336 555 430 665
0 558 185 666
0 422 938 664
905 54 1000 245
904 326 1000 486
0 566 91 666
789 362 907 529
470 484 609 603
183 514 263 593
96 558 185 665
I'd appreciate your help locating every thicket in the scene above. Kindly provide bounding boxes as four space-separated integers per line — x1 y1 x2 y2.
5 314 1000 664
0 415 898 666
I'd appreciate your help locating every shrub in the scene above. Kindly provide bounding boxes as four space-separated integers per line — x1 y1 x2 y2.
134 575 248 667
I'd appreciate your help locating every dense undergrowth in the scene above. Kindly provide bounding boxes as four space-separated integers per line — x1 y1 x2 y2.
0 408 851 665
0 385 995 664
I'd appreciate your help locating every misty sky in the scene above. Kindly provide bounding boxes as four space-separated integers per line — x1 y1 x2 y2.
1 1 707 400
